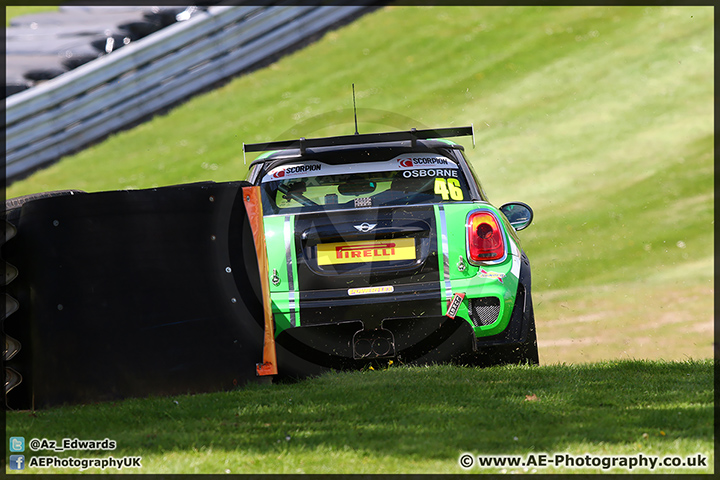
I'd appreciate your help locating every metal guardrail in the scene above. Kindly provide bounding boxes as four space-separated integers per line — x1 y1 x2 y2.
4 4 372 181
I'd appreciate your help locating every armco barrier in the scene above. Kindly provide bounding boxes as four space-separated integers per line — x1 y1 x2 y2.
5 4 374 181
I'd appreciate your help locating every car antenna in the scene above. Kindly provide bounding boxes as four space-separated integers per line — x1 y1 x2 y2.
352 84 359 135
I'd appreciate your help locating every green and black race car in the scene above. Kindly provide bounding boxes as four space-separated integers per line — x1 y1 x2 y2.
244 126 538 376
2 125 537 409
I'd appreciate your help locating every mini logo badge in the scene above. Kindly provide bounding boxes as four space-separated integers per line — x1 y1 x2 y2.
353 222 377 233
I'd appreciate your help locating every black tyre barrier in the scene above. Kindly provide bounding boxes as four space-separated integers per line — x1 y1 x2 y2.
23 68 67 82
62 53 104 70
143 7 185 28
90 34 132 54
2 182 267 409
118 20 163 40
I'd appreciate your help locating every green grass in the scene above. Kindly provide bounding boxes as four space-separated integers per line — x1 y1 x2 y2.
5 361 714 474
5 6 59 26
3 6 714 474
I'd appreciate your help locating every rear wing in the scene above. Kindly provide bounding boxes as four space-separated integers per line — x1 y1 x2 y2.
243 125 475 163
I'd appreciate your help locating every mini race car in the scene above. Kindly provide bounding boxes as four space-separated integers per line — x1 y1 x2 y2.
2 125 537 409
243 126 538 376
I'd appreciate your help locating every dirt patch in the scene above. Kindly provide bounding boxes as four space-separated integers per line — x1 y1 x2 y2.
535 282 714 364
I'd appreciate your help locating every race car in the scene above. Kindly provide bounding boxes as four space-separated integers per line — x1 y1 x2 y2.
2 125 537 409
243 126 538 377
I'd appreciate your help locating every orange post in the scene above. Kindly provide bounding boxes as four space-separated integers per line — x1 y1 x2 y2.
242 186 278 376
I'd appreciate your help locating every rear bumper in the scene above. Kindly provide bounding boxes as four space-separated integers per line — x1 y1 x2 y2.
273 254 534 377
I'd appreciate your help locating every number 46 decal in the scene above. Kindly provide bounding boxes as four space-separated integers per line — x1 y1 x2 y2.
434 178 463 201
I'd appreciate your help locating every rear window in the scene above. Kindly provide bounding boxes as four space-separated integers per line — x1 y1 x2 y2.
260 154 472 215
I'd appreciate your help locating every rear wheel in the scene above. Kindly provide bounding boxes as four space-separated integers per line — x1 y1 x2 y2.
472 319 538 367
461 288 539 367
503 286 539 365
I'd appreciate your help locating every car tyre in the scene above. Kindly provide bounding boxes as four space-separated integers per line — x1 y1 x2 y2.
466 289 539 367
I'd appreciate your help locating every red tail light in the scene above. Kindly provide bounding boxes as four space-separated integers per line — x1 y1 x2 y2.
467 211 505 262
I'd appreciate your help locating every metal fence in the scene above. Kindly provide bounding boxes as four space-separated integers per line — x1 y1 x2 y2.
5 4 373 181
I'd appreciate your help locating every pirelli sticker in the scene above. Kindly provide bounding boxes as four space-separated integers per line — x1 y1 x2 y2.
316 238 416 265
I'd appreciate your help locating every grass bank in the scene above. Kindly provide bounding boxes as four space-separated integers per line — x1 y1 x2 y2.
5 360 714 474
5 6 59 26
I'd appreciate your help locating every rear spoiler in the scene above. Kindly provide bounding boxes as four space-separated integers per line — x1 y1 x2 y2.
243 125 475 164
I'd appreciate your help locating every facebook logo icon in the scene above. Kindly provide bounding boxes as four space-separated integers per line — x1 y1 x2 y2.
9 455 25 470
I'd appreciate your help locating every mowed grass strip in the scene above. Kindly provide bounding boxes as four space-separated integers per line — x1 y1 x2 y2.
5 6 59 26
5 360 714 474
